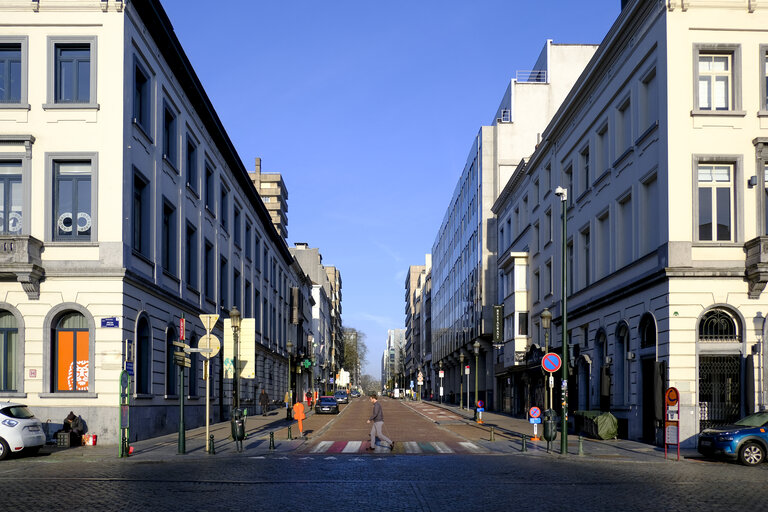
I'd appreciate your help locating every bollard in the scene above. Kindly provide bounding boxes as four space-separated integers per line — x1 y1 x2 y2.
269 431 275 450
208 434 215 455
521 434 527 452
578 435 584 456
287 426 293 440
490 427 495 442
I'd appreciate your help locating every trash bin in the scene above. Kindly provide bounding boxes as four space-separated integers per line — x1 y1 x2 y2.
542 409 558 442
231 409 246 441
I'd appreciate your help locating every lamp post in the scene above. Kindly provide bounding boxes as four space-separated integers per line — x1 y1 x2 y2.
473 340 480 420
555 186 569 456
541 308 552 411
230 306 241 414
286 340 293 420
459 352 464 409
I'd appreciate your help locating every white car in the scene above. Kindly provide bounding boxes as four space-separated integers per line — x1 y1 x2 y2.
0 402 46 460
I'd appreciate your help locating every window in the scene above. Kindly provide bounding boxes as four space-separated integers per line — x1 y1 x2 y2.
543 163 551 193
133 61 151 132
533 222 539 254
762 46 768 112
617 99 631 155
640 174 659 254
161 200 176 275
0 39 25 105
53 312 89 392
185 222 198 289
204 240 214 301
220 256 228 309
533 179 540 203
533 269 540 303
245 222 252 260
233 206 241 247
615 323 630 405
136 317 151 395
564 165 573 199
639 68 658 132
617 194 632 268
245 280 252 317
639 314 656 350
545 259 552 297
234 269 241 311
580 227 591 289
0 311 18 392
186 136 198 192
205 162 215 212
255 290 261 331
166 327 177 396
132 170 150 257
697 162 734 242
220 186 229 231
517 311 529 336
255 235 261 270
580 146 590 194
566 239 574 295
0 161 22 235
596 212 610 280
53 161 92 241
764 165 768 236
544 209 552 246
693 44 742 113
162 103 178 167
54 43 92 104
597 124 609 175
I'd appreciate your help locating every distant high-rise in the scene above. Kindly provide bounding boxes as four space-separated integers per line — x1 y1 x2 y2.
250 157 288 239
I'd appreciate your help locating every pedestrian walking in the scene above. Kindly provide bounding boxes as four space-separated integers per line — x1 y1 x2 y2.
306 390 313 408
259 389 270 416
366 394 393 451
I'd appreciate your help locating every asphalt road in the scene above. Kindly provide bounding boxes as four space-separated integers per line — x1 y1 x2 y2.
1 397 766 511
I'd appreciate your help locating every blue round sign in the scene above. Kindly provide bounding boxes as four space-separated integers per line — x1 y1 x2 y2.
542 353 562 373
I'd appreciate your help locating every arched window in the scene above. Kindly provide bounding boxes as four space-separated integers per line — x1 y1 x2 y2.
166 326 177 396
616 323 630 405
136 317 152 395
639 314 656 349
53 312 89 392
699 309 739 342
0 311 18 391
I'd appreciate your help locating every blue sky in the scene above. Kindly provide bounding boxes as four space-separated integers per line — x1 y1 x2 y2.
163 0 621 378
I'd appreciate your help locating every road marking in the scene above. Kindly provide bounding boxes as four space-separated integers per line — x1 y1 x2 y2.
404 442 421 453
459 441 486 453
342 441 362 453
311 441 333 453
432 442 453 453
418 442 437 453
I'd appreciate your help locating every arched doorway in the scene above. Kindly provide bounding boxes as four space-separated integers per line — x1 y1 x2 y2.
698 308 742 431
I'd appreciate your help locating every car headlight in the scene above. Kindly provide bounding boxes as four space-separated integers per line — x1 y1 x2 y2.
1 419 19 427
716 435 734 442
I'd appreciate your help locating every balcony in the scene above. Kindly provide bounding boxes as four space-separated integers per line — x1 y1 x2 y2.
745 236 768 298
0 236 44 299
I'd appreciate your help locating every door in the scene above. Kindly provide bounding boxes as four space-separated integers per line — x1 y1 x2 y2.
699 355 741 430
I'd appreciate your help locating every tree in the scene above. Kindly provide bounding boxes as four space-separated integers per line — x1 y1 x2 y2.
342 327 368 386
360 374 379 395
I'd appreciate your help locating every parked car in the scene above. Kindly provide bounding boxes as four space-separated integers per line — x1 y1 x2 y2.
350 390 361 398
697 410 768 466
0 402 46 461
315 396 340 414
333 391 349 404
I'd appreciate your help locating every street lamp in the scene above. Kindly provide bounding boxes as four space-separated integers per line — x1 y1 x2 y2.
286 340 293 420
555 185 569 456
459 352 465 409
541 308 552 410
229 306 241 413
473 340 480 420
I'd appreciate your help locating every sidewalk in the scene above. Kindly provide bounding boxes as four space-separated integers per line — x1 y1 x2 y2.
40 405 313 462
424 399 700 462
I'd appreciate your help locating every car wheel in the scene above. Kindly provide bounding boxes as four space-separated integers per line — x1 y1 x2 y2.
0 438 9 461
739 442 765 466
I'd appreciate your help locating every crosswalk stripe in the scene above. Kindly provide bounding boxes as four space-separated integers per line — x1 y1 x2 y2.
342 441 362 453
459 441 485 453
418 442 437 453
310 441 333 453
432 442 453 453
403 441 421 454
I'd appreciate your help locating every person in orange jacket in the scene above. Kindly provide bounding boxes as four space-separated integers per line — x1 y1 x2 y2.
292 401 306 437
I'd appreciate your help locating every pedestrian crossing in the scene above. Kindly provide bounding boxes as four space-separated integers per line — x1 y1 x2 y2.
305 440 488 455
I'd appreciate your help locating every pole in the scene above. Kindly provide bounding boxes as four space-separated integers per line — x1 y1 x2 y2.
178 363 185 454
205 359 210 452
559 189 569 456
474 350 479 419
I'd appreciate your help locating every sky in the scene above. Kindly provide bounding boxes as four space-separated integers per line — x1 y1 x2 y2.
163 0 621 379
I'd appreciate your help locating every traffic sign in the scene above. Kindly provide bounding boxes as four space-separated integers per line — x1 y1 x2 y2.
477 400 484 409
465 365 470 375
199 313 219 333
180 318 185 341
530 417 542 424
542 353 562 373
439 370 444 378
529 406 542 419
198 334 221 359
665 387 679 407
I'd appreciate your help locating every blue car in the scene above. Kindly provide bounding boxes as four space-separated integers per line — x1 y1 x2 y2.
697 411 768 466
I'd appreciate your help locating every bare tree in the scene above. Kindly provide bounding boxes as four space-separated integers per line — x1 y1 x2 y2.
342 327 368 386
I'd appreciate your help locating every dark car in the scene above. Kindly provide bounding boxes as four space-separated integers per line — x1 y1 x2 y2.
350 390 361 398
333 391 349 404
315 396 339 414
698 411 768 466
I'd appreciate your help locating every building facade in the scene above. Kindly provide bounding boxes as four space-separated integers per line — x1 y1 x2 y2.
429 40 598 411
493 0 768 447
0 0 310 443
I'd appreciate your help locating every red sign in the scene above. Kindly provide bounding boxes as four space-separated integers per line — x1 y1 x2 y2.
180 318 185 341
542 353 562 373
477 400 484 409
529 406 541 419
665 387 679 406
